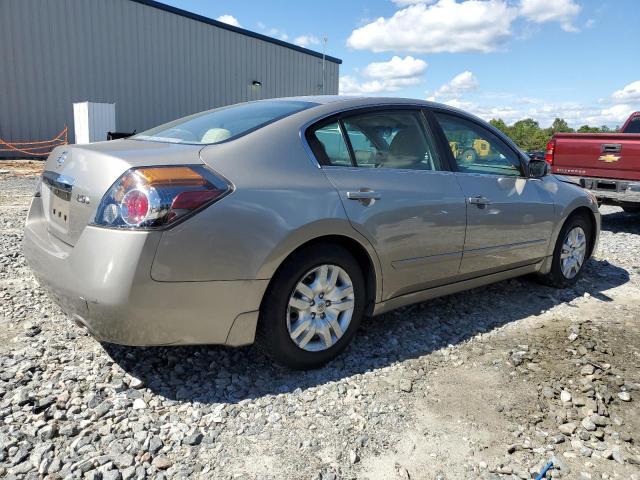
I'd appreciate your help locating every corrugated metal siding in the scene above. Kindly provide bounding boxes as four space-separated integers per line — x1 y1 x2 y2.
0 0 339 149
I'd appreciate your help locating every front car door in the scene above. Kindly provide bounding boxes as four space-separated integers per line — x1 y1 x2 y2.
306 107 467 300
430 111 555 275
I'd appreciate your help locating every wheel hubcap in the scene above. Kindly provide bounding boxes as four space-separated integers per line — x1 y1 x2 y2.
560 226 587 279
286 264 355 352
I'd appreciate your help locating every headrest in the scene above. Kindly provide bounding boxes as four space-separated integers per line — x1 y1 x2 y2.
201 128 232 144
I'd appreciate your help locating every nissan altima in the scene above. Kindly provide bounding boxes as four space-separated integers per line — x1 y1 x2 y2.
23 96 600 369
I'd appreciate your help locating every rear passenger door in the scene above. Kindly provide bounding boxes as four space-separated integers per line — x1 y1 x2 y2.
306 108 467 300
431 111 555 275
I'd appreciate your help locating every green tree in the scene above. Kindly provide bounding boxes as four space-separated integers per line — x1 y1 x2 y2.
577 125 601 133
490 117 613 151
509 118 548 151
489 118 509 135
551 118 573 133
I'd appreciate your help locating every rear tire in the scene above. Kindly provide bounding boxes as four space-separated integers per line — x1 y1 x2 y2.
538 213 592 288
257 244 365 369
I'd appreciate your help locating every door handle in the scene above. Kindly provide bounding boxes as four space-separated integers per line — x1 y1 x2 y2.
601 143 621 153
347 190 382 200
346 189 381 206
468 195 491 206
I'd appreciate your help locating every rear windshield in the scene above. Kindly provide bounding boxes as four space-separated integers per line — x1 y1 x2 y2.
623 116 640 134
132 100 315 145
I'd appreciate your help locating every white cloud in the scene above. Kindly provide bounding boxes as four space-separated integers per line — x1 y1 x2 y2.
347 0 518 54
348 0 584 54
216 15 241 28
294 35 321 48
340 75 423 95
256 23 289 41
362 56 428 79
446 101 633 128
519 0 581 32
268 28 289 41
611 80 640 104
392 0 437 5
593 104 636 125
430 80 637 128
429 71 479 100
340 56 428 95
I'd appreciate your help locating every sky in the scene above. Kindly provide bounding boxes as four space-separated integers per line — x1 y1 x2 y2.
162 0 639 128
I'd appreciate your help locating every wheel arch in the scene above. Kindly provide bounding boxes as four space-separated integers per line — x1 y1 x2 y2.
540 202 599 275
569 206 598 259
259 233 381 317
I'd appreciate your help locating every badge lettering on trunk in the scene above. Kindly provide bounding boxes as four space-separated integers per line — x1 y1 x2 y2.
56 151 68 167
76 194 90 205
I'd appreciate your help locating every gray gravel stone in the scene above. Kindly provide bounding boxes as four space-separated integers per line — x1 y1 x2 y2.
617 391 631 402
152 456 172 470
581 364 595 376
1 176 639 480
559 422 578 435
581 417 597 431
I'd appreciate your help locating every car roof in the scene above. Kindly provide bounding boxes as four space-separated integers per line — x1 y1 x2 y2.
274 95 491 128
279 95 432 107
275 95 473 118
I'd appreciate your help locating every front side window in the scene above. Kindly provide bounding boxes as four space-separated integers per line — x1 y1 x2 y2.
435 112 522 176
343 111 441 170
133 100 314 145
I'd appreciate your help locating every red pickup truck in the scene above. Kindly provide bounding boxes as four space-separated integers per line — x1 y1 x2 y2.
547 112 640 212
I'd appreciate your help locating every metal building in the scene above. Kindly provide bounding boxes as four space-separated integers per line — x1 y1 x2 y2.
0 0 341 152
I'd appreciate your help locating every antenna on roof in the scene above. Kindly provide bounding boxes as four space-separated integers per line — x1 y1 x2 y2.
322 35 328 95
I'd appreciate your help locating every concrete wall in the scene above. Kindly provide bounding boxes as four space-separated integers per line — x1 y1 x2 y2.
0 0 340 149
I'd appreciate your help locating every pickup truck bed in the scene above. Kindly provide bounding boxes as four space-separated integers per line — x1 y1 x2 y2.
549 112 640 210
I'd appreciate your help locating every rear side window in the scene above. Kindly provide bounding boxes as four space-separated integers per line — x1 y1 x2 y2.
133 100 314 145
307 109 442 171
343 111 441 170
309 122 352 166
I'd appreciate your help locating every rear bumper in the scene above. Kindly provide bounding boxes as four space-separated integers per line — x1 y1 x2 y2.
22 197 268 346
563 176 640 205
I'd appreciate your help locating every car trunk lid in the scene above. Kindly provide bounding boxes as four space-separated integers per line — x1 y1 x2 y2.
40 140 203 246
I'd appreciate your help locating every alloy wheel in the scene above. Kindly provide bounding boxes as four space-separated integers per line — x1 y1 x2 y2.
560 226 587 279
286 264 355 352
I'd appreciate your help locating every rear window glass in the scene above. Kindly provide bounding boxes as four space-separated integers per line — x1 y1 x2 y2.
132 100 314 145
623 117 640 134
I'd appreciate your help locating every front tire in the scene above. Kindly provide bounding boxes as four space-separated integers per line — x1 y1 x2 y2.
257 244 365 369
539 213 591 288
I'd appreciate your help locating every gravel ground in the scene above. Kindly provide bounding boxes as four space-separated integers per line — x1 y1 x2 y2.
1 164 639 480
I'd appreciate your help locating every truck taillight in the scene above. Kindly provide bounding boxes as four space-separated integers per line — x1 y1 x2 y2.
545 139 555 165
92 165 232 229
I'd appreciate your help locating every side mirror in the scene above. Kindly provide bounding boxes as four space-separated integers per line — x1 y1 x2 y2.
528 159 549 179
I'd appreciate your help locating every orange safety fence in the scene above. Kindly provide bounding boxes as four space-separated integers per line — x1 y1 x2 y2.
0 127 68 157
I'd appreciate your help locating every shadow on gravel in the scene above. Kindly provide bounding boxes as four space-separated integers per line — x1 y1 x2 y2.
103 258 629 405
600 209 640 234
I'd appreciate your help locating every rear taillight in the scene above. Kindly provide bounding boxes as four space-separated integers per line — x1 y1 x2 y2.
92 165 231 229
545 138 555 165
